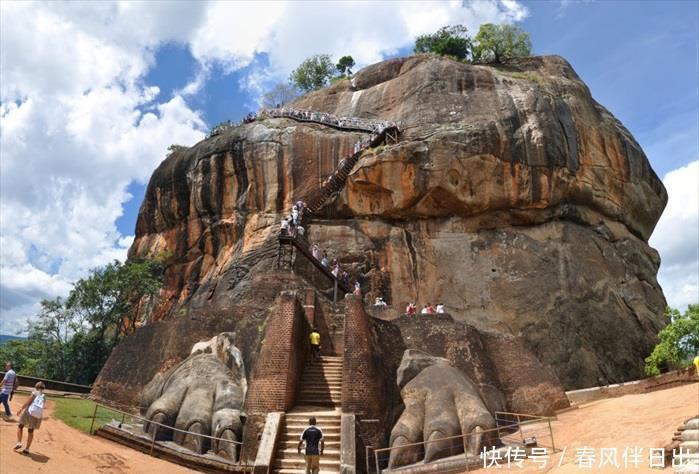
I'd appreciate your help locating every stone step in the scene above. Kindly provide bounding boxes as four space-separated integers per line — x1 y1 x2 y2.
293 401 340 408
280 434 340 443
285 424 341 432
283 430 340 439
277 449 341 458
274 458 341 470
279 440 341 449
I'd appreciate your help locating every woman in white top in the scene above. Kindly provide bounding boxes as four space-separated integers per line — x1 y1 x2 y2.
15 381 45 454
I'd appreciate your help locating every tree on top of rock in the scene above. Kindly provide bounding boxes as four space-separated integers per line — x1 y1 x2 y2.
336 55 356 77
289 54 335 92
414 25 471 60
472 23 532 64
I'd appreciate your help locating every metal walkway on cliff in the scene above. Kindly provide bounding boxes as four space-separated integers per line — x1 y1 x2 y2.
271 108 400 302
256 107 399 214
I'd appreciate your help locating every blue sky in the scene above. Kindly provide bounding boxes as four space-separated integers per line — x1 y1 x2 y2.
1 1 697 334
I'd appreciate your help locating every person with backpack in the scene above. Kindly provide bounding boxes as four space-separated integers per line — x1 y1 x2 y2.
14 381 45 455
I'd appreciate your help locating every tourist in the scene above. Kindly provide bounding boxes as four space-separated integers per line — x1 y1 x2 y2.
436 303 445 314
353 281 361 296
341 271 350 288
1 361 17 419
311 244 320 260
291 206 299 226
280 218 290 236
406 302 416 315
694 354 699 377
295 200 306 215
374 297 388 310
14 381 45 455
321 252 329 267
331 263 340 278
421 303 434 315
309 328 321 360
297 416 324 474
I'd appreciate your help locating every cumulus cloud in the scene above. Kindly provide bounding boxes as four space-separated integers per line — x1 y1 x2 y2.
649 161 699 311
0 2 207 334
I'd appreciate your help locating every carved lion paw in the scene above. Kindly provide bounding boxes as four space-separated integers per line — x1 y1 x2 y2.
140 333 246 460
389 350 496 468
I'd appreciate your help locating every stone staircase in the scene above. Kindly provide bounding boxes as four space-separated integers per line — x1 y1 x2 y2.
273 356 344 473
296 355 343 407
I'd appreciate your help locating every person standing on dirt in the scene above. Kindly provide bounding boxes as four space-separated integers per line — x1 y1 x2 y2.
309 328 321 360
297 416 324 474
14 381 45 455
1 361 17 419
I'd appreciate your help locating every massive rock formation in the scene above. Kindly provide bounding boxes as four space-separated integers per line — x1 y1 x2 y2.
97 53 666 410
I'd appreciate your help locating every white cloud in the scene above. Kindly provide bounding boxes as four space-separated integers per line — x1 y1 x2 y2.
649 161 699 311
1 2 207 334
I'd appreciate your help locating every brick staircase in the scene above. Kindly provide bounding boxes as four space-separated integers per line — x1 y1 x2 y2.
273 356 344 473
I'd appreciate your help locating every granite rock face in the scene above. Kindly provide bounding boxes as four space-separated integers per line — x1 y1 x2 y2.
114 54 666 395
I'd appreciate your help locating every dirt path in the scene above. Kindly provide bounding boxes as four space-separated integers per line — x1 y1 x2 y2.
500 382 699 473
0 394 191 474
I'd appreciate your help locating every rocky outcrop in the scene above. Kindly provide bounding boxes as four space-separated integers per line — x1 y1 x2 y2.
104 53 666 402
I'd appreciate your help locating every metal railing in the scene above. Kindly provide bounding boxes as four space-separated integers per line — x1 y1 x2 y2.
88 401 250 471
372 411 557 473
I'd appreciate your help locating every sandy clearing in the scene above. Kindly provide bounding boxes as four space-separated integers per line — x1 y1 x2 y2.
482 382 699 473
0 394 191 474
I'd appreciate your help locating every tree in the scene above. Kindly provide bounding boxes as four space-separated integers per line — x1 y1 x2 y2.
262 82 300 108
414 25 471 60
2 259 162 385
472 23 532 63
289 54 335 92
336 56 356 76
645 305 699 375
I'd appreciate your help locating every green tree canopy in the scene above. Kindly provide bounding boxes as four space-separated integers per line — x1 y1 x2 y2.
0 259 162 385
289 54 335 92
414 25 471 60
645 305 699 375
336 55 356 76
262 82 300 108
472 23 532 63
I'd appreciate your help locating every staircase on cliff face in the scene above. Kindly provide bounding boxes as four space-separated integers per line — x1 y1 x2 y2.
273 355 344 473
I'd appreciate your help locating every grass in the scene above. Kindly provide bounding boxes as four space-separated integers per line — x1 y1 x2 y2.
50 396 124 434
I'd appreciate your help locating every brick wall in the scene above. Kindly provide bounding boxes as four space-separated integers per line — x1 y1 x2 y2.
244 291 310 413
341 295 385 417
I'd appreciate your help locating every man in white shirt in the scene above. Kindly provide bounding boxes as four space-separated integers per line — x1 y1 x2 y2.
436 303 445 314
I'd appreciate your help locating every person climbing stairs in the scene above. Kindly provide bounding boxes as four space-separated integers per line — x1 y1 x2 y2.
272 356 344 473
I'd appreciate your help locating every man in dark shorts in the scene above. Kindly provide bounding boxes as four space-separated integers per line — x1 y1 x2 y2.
297 416 324 474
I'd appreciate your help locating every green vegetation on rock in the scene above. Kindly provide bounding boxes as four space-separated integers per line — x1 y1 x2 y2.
289 54 335 92
414 25 471 60
644 304 699 375
336 55 355 76
472 23 532 64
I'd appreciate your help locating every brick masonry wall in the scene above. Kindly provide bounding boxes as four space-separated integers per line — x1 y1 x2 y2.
341 295 385 417
244 291 309 414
